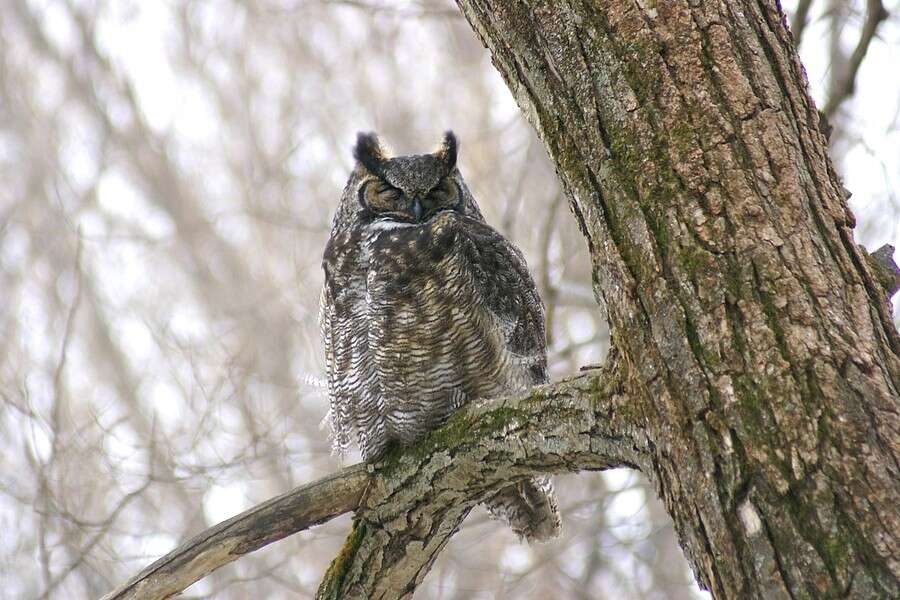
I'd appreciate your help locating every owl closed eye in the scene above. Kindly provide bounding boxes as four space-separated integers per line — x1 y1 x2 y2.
423 177 462 215
360 180 407 219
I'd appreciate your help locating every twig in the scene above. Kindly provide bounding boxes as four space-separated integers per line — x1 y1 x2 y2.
39 480 152 600
36 231 85 593
790 0 816 47
823 0 889 117
539 193 564 346
271 0 461 19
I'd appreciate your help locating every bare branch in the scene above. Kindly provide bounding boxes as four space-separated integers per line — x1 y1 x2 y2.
100 464 369 600
39 480 151 600
823 0 889 117
790 0 816 47
538 193 565 346
270 0 461 19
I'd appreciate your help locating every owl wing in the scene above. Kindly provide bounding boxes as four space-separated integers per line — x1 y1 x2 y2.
319 283 345 455
447 214 548 386
435 216 559 542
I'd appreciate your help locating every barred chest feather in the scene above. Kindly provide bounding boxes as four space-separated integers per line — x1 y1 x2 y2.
324 211 542 457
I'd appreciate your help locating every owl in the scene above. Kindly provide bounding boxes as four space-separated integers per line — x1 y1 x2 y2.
320 131 560 542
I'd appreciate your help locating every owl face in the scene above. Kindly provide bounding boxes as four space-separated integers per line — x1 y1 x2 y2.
352 132 466 224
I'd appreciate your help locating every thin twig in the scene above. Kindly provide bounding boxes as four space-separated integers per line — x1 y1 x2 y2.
36 231 85 593
539 194 564 346
790 0 816 47
50 231 84 460
270 0 461 19
38 480 152 600
823 0 889 117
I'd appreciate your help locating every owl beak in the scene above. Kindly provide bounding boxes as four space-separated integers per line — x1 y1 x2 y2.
411 198 424 222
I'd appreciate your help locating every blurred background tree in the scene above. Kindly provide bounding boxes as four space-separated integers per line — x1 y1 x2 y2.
1 1 897 598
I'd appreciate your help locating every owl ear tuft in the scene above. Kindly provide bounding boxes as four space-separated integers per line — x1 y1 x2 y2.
353 132 386 174
436 130 458 169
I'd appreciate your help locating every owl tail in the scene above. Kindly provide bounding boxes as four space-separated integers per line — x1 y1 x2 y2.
485 476 561 543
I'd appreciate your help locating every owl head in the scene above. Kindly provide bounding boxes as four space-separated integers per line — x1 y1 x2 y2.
332 131 484 230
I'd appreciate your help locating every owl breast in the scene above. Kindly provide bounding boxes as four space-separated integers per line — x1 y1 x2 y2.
322 210 544 460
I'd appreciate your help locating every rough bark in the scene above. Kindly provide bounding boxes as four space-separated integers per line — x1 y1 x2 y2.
314 365 637 600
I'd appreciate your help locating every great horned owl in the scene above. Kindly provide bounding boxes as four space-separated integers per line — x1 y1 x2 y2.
320 131 560 542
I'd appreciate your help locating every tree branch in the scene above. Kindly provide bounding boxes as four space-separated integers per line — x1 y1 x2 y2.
790 0 815 47
100 464 369 600
101 358 639 600
823 0 889 116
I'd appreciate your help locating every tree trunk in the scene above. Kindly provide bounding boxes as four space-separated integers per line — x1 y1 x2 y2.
320 1 900 598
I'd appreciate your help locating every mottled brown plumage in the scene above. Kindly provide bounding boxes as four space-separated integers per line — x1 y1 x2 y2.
320 131 560 542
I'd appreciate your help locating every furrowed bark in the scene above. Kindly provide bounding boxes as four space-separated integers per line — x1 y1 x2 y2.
448 1 900 598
